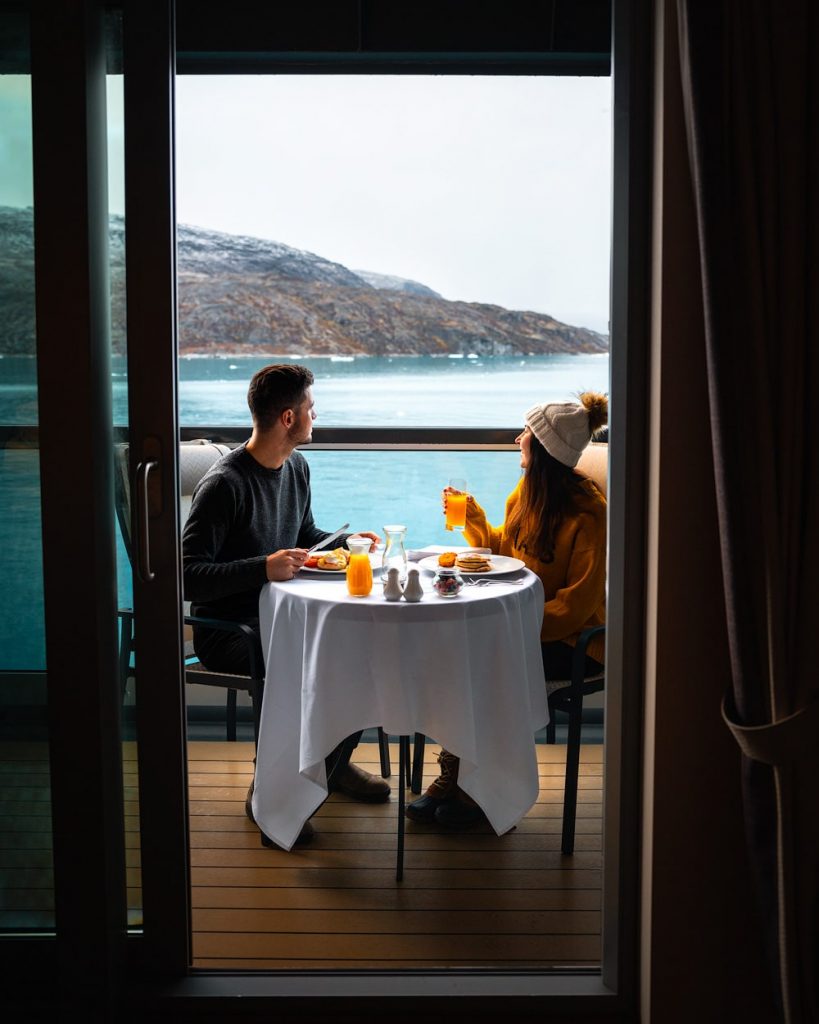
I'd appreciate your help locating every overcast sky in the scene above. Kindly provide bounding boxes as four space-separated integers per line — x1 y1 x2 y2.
172 76 612 334
3 74 613 334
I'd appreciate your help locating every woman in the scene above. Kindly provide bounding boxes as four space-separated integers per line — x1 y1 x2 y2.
406 391 608 827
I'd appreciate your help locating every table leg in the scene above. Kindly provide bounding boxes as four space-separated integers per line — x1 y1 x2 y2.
377 726 391 777
396 736 407 882
411 732 426 794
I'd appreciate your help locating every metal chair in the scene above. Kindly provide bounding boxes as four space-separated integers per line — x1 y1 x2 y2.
545 442 607 854
114 440 264 743
545 625 605 854
115 439 393 770
408 442 608 857
407 630 605 859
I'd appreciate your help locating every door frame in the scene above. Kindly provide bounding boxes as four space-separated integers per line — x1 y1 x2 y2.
14 0 652 1016
130 0 652 1011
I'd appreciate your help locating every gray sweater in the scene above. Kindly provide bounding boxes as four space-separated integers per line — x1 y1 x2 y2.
182 444 332 623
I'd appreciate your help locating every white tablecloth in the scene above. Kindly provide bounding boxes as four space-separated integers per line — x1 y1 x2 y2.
252 569 548 850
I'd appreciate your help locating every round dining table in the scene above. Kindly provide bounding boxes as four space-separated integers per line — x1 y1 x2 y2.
251 565 548 851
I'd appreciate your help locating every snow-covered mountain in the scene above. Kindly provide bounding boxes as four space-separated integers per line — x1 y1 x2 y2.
1 208 608 357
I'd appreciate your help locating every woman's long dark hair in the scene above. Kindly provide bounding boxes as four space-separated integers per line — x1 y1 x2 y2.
506 432 588 563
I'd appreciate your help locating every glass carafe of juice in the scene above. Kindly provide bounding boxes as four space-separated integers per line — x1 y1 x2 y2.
381 524 408 584
346 536 373 597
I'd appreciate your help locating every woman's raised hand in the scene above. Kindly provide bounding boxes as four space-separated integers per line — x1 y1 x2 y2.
442 485 472 514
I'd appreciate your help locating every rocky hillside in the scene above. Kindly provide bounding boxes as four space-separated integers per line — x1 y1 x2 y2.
1 207 608 357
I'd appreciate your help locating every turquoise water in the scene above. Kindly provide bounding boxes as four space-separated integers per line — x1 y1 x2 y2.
156 353 610 428
1 353 608 669
2 352 609 426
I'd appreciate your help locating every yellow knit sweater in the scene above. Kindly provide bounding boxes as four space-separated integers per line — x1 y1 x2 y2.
463 476 607 665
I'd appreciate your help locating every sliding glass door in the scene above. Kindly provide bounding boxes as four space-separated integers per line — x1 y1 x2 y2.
120 0 190 972
0 0 190 1001
0 7 54 945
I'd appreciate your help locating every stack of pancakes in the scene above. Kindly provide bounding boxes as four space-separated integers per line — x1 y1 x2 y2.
455 551 493 573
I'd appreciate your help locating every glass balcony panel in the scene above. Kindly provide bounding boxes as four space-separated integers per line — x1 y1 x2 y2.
0 32 55 934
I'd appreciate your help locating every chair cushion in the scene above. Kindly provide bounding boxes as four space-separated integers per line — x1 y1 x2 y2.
179 441 232 499
575 441 607 497
546 672 605 698
113 440 233 549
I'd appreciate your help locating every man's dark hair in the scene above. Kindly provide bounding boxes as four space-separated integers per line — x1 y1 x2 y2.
247 364 314 430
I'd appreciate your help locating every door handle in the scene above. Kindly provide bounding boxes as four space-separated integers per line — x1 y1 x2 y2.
135 459 158 582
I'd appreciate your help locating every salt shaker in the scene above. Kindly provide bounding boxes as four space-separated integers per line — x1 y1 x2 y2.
383 566 403 601
402 566 424 602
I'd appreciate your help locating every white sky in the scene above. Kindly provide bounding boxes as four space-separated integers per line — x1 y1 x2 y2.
3 74 612 334
171 76 613 334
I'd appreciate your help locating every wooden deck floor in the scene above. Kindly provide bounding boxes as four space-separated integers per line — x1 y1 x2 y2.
1 739 603 969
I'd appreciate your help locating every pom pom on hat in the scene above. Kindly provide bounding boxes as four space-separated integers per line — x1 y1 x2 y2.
578 391 608 434
525 391 608 467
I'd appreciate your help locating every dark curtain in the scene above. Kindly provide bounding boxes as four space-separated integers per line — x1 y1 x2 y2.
675 2 819 1022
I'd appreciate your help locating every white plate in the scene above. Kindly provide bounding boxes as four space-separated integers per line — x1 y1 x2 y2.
417 554 526 577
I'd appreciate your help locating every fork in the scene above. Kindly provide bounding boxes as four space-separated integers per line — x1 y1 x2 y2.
467 577 525 587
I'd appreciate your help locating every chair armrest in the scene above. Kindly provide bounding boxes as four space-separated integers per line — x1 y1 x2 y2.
184 614 264 680
117 609 135 695
571 625 606 689
117 609 134 646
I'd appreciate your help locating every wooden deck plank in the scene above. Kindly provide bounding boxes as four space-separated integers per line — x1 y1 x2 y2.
194 958 601 969
189 800 604 818
191 886 602 911
192 931 600 960
189 849 602 870
189 773 606 788
193 908 601 934
188 831 602 851
0 832 54 849
0 910 55 929
0 850 54 868
185 740 604 764
188 816 602 835
190 868 601 890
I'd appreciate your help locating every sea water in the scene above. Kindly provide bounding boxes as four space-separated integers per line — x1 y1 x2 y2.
0 353 609 668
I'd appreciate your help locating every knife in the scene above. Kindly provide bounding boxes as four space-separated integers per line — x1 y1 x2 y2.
306 523 350 555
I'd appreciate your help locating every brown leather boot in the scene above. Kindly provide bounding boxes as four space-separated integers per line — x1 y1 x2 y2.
426 750 460 797
434 786 487 828
406 750 460 822
330 762 391 802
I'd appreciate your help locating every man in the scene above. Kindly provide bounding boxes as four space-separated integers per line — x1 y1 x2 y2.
182 363 388 847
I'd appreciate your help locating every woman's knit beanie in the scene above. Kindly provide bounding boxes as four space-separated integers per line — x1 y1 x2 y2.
524 392 608 467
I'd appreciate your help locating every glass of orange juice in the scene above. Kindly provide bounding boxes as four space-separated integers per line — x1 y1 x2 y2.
346 536 373 597
445 478 468 533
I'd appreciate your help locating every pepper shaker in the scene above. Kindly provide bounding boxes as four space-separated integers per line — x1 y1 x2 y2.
383 566 403 601
402 566 424 602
